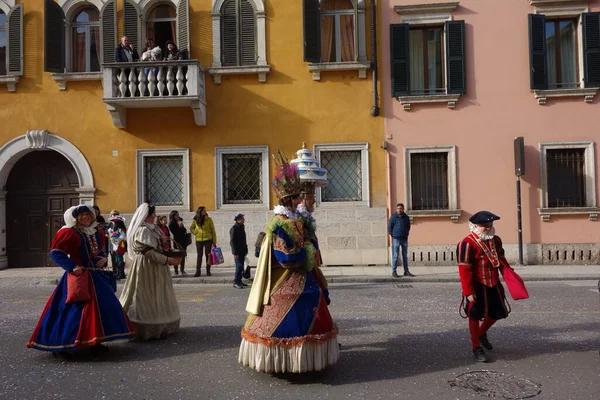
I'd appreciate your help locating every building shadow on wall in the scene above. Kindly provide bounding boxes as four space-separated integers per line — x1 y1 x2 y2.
522 145 541 244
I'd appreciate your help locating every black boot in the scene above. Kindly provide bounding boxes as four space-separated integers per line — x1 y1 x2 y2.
194 267 201 277
173 265 179 275
479 334 494 350
472 346 489 363
118 263 126 280
206 265 212 276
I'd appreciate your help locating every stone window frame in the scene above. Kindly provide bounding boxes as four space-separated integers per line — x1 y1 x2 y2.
538 141 599 221
136 148 190 212
403 145 461 222
209 0 270 84
529 1 600 104
214 145 270 210
313 142 370 208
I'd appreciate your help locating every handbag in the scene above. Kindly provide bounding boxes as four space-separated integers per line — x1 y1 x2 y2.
242 256 251 279
66 269 92 304
211 245 224 265
500 263 529 300
184 232 193 247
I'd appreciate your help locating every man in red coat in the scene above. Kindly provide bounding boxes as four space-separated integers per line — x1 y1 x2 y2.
457 211 510 363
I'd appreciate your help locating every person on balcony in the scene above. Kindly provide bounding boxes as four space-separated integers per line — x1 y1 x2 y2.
115 36 139 63
163 40 183 61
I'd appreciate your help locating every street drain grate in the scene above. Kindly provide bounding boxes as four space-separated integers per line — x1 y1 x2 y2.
449 371 541 399
394 284 413 289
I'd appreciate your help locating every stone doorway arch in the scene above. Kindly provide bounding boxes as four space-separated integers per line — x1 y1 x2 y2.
0 130 96 269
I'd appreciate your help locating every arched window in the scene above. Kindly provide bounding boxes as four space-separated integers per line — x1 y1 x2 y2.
0 10 6 75
147 3 176 53
321 0 355 63
221 0 256 67
71 7 100 72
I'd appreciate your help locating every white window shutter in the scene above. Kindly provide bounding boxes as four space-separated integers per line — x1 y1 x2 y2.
240 0 256 66
7 3 23 76
100 0 117 64
177 0 190 59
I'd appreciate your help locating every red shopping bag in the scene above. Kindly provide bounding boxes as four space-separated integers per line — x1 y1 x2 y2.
500 263 529 300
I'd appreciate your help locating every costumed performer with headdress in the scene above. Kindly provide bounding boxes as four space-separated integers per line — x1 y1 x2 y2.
27 205 135 356
238 151 339 373
119 203 181 340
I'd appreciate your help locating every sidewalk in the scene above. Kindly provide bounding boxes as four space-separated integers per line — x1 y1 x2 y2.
1 265 599 286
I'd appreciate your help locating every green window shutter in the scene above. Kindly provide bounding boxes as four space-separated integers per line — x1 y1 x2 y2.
445 20 466 95
302 0 320 63
100 0 117 64
44 0 65 73
221 0 238 66
528 13 547 90
583 12 600 87
240 0 256 66
177 0 190 59
7 3 23 75
390 23 410 97
123 0 141 52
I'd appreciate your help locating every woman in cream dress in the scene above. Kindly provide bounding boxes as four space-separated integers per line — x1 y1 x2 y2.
119 203 181 340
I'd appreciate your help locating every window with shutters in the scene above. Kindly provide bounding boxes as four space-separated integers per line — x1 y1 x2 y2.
539 142 598 219
0 1 23 91
0 9 6 76
210 0 269 83
221 0 256 67
44 0 117 90
314 143 370 207
528 4 600 104
71 7 100 72
215 146 270 210
390 3 464 109
136 148 190 211
303 0 369 80
404 146 460 222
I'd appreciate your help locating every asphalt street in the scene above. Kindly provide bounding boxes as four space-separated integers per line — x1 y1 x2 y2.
1 281 599 400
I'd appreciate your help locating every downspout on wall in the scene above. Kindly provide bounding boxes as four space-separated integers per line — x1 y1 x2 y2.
370 0 380 117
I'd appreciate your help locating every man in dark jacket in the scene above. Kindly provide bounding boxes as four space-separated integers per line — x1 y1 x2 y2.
388 203 413 278
115 36 139 62
230 213 248 289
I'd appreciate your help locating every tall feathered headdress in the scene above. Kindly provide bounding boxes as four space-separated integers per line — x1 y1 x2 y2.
272 149 303 199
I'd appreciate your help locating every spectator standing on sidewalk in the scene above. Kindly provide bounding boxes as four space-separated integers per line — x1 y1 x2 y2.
230 214 248 289
388 203 413 278
190 206 216 277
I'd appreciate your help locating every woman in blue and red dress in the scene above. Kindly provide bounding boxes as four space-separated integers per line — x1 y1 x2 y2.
27 205 135 357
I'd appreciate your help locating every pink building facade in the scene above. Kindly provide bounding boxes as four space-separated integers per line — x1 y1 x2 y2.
381 0 600 265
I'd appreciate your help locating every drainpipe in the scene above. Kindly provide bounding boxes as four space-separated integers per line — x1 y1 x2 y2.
370 0 380 117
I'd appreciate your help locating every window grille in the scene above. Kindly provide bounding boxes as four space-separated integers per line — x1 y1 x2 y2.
321 150 362 202
222 153 262 204
144 156 184 206
410 152 449 210
547 148 586 207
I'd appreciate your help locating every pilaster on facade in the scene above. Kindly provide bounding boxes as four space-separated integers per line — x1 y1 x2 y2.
532 88 598 105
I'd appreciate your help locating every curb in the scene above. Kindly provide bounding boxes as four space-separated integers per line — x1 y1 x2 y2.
9 275 599 287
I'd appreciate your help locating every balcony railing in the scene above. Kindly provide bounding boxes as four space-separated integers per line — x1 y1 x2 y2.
102 60 207 129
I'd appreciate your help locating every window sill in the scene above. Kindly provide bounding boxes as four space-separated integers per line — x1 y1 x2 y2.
397 94 461 111
52 72 103 91
0 75 20 92
537 207 600 222
317 201 370 209
307 61 370 81
407 209 462 223
216 204 269 211
209 65 271 84
528 0 587 6
532 88 598 105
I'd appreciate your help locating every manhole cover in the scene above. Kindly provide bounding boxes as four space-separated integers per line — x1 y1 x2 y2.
449 371 541 399
394 284 413 289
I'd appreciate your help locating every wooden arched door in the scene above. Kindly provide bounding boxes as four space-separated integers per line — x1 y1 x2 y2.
6 151 80 268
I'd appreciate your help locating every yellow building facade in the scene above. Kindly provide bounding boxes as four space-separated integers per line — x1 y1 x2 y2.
0 0 386 269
